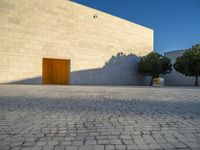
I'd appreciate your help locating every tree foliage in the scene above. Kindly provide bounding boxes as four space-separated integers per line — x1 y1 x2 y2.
174 44 200 86
138 52 172 86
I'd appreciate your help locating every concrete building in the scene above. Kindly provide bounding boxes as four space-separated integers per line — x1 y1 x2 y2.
0 0 153 85
164 50 200 86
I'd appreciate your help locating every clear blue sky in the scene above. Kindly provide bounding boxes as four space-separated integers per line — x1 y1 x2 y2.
73 0 200 54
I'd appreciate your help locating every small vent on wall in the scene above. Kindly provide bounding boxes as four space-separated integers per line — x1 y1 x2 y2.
93 14 98 18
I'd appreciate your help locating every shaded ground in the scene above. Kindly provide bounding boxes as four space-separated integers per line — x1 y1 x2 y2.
0 85 200 150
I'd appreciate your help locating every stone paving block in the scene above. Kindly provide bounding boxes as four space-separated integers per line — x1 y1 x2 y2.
109 139 122 145
127 144 138 150
23 141 35 147
65 146 78 150
31 146 42 150
10 142 23 147
105 145 115 150
35 142 46 146
96 136 108 140
119 135 132 140
148 143 162 149
98 139 109 144
54 145 65 150
79 145 93 150
42 146 54 150
72 140 84 146
65 137 74 141
61 141 72 145
10 147 21 150
21 148 32 150
47 141 59 146
115 144 126 150
85 136 95 140
92 145 104 150
122 140 134 145
85 140 97 145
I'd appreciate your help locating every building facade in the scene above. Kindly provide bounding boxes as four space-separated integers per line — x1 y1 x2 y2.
164 50 200 86
0 0 153 85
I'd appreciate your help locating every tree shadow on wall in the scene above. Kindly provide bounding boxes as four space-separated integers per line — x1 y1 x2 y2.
71 52 150 85
7 77 42 84
6 52 149 85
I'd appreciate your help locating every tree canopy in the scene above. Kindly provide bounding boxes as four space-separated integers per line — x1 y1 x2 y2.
174 44 200 86
138 52 172 86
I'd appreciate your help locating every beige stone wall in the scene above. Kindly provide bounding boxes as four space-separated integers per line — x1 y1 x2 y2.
0 0 153 85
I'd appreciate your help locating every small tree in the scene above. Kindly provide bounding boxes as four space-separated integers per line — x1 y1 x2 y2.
174 44 200 86
138 52 172 86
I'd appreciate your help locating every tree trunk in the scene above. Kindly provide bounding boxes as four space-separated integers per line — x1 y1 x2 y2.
150 77 154 86
195 76 198 86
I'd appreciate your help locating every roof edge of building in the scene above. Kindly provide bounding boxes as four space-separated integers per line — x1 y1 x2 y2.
164 49 188 55
71 0 153 32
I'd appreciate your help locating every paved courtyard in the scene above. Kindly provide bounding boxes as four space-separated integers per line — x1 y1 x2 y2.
0 85 200 150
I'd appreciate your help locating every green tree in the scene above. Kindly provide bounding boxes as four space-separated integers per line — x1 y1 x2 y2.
174 44 200 86
138 52 172 86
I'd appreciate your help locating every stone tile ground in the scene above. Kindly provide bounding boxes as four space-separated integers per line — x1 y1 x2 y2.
0 85 200 150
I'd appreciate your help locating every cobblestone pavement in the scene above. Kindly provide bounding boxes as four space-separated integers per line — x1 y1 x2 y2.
0 85 200 150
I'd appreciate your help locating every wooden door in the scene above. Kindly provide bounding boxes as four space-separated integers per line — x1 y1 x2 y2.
42 58 70 85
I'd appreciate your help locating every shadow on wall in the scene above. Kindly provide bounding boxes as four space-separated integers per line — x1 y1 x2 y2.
7 77 42 84
71 52 149 85
164 68 200 86
7 52 150 85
